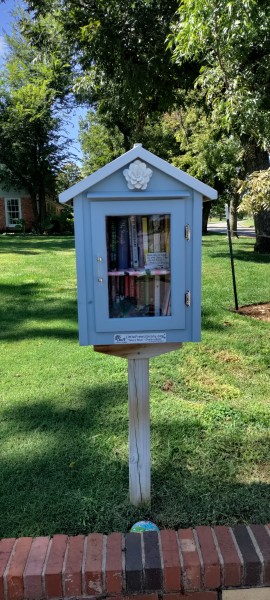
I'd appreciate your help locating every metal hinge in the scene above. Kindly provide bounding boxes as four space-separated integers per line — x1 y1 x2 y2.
185 224 191 240
185 290 191 306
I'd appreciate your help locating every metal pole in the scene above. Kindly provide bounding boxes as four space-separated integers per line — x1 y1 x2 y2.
225 204 239 311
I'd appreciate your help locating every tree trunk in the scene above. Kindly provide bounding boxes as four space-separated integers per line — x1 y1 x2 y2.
202 201 212 234
254 210 270 253
230 195 239 237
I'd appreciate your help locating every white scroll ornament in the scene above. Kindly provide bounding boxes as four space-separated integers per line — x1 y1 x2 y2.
123 159 153 190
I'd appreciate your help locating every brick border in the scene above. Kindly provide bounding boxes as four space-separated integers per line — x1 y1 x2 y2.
0 526 270 600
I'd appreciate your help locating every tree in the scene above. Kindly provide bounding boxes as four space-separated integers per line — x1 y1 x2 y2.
55 162 82 194
25 0 188 149
238 169 270 253
170 0 270 237
0 14 72 229
79 110 125 176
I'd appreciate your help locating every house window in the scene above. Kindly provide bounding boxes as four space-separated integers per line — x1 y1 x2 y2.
5 198 22 227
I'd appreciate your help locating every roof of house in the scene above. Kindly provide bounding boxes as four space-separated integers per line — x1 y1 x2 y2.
59 144 218 203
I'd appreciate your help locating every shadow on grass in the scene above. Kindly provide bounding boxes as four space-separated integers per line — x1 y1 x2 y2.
211 250 270 264
201 306 226 332
0 236 75 253
0 282 77 341
0 383 269 537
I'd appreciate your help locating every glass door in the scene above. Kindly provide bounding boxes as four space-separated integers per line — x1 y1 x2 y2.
91 199 186 332
107 213 171 319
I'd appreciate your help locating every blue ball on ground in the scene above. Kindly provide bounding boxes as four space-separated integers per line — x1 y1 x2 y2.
130 520 159 533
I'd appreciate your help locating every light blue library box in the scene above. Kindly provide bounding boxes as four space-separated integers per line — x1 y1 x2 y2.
59 144 217 347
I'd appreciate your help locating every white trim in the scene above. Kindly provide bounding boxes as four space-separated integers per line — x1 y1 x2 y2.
5 197 22 228
59 145 218 204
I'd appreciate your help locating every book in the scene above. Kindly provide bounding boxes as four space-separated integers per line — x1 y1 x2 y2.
124 275 129 297
154 275 161 316
129 215 139 269
142 216 148 265
161 277 171 316
107 217 117 270
117 217 130 269
136 216 144 268
110 276 116 302
164 214 170 255
129 275 135 298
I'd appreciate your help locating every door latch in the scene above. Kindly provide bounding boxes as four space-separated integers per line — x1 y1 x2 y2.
185 290 191 306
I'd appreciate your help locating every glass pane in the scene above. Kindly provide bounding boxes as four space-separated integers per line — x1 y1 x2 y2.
106 214 171 318
7 199 20 224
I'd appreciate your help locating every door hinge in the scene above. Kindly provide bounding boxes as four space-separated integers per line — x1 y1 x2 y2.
185 224 191 240
185 290 191 306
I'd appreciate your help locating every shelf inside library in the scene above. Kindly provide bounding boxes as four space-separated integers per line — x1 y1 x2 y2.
108 269 171 276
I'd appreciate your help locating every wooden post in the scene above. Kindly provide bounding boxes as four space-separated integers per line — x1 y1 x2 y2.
128 357 150 505
94 343 182 505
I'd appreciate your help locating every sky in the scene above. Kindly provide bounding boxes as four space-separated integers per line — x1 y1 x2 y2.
0 0 87 162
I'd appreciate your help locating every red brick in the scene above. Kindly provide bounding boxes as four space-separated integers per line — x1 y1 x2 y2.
160 530 181 592
23 537 50 600
106 532 122 593
0 539 16 600
5 537 32 600
249 524 270 585
63 535 84 597
44 535 68 598
214 526 242 587
178 528 201 591
84 533 104 595
195 527 221 589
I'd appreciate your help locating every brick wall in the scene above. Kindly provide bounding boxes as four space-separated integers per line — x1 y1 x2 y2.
0 525 270 600
21 197 35 231
0 196 35 232
0 198 5 231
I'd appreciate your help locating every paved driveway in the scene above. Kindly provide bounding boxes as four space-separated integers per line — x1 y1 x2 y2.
207 221 256 237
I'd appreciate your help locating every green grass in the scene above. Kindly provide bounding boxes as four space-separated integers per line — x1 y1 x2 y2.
0 234 269 537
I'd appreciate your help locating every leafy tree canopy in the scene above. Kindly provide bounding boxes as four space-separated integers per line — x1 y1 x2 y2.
0 16 73 227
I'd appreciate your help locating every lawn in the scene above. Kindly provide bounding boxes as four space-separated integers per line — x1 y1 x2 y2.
0 233 269 537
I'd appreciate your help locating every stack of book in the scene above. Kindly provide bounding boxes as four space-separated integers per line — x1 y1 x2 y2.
106 214 171 318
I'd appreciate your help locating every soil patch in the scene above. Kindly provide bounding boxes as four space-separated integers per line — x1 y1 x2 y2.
234 302 270 322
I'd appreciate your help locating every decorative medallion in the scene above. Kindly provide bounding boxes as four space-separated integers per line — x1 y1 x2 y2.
123 159 153 190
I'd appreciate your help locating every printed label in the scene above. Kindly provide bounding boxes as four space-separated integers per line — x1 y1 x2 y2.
114 333 167 344
145 252 169 269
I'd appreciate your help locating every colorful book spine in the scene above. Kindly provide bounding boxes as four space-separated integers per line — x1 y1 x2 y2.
110 276 116 302
124 275 129 297
137 216 144 268
108 218 117 269
164 215 170 254
142 216 148 265
129 276 135 298
119 275 125 300
161 278 171 316
117 217 129 269
154 275 161 316
129 215 139 269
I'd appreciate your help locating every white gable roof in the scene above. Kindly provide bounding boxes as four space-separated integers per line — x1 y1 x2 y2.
59 144 217 203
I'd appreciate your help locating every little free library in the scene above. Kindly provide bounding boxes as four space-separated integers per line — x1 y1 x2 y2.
60 144 217 505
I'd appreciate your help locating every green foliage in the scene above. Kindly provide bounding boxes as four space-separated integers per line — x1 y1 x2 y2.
0 13 72 229
79 110 125 176
238 169 270 214
26 0 184 146
170 0 270 147
43 207 74 235
55 163 82 194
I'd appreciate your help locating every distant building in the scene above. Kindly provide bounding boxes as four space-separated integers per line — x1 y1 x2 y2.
0 186 63 232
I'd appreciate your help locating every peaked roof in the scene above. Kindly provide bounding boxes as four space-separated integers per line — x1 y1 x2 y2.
59 144 218 203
